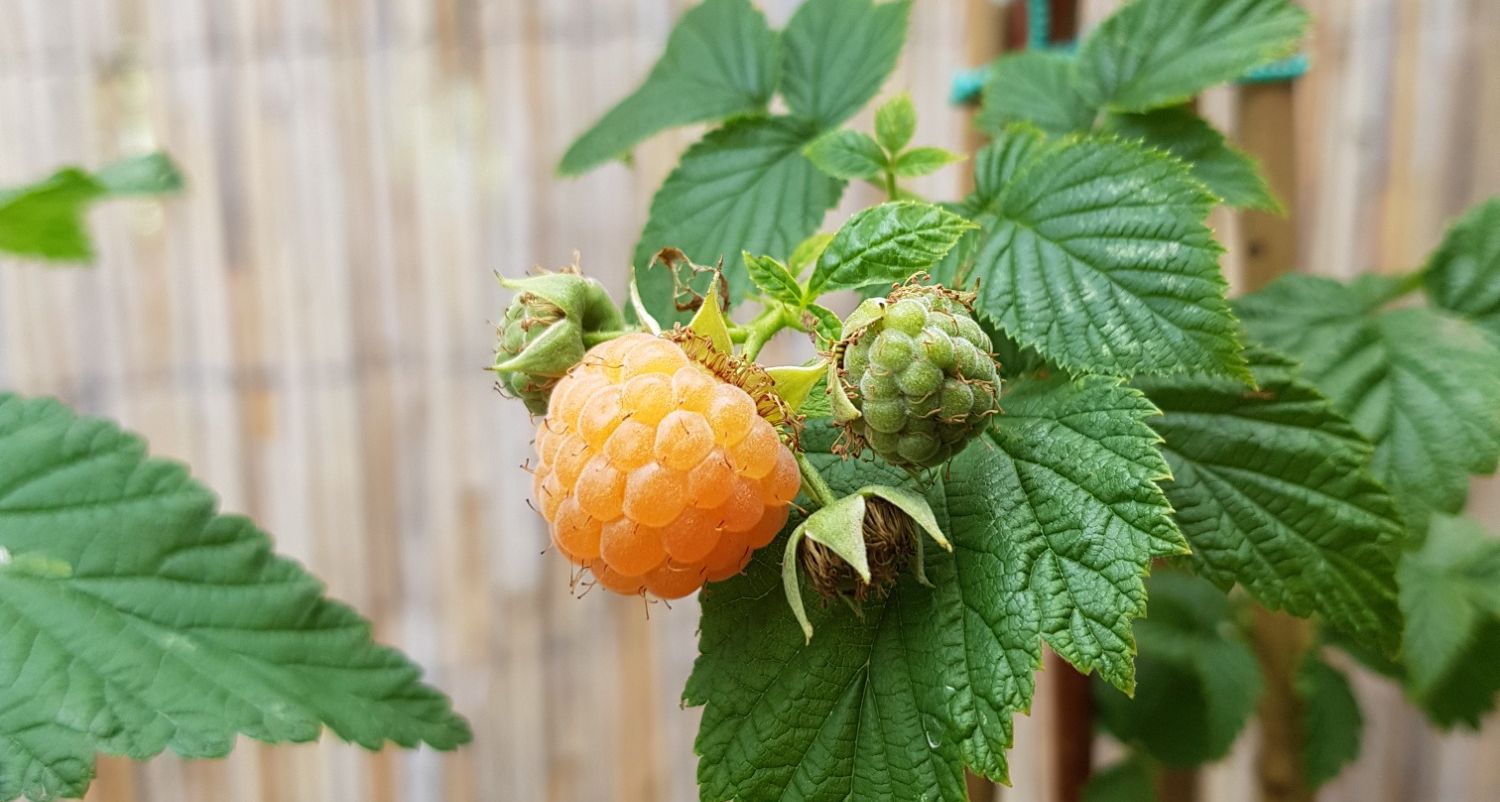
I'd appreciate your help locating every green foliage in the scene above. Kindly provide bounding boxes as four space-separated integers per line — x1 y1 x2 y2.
688 372 1184 795
1237 275 1500 532
1398 515 1500 727
780 0 911 128
555 0 778 175
1424 197 1500 339
633 117 844 320
874 93 916 152
978 51 1095 135
743 252 804 307
1108 106 1281 211
803 129 887 180
0 153 182 262
891 147 964 178
1298 654 1363 787
1138 348 1404 654
961 126 1247 380
0 395 469 802
1096 573 1262 767
1077 0 1308 112
1082 757 1157 802
806 201 974 297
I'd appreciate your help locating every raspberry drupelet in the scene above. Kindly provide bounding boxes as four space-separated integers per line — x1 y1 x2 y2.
531 333 799 599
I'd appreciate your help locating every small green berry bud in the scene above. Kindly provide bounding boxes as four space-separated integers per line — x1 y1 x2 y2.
493 268 624 415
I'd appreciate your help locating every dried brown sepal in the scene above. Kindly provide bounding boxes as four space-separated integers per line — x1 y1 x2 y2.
663 327 803 446
649 247 729 314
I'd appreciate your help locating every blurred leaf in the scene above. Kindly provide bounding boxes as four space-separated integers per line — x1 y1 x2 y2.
978 51 1096 135
1083 757 1158 802
0 395 469 802
891 147 964 178
1096 573 1261 767
874 92 916 152
0 153 181 263
1108 106 1280 211
556 0 778 175
1077 0 1309 112
803 129 887 180
781 0 911 128
1298 654 1363 787
1424 197 1500 340
1237 276 1500 534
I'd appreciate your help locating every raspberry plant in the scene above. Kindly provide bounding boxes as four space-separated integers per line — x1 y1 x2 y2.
541 0 1500 799
0 1 1496 801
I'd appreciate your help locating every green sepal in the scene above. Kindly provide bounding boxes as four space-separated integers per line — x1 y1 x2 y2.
688 273 734 353
840 296 888 340
628 265 663 335
766 362 827 411
782 494 871 642
861 484 950 552
491 318 586 376
827 359 861 422
497 272 622 330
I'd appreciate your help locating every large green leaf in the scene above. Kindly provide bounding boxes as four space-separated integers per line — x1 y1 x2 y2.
988 375 1187 691
977 51 1097 135
1077 0 1308 112
1096 573 1261 767
1398 515 1500 728
1138 348 1404 654
780 0 911 128
1424 197 1500 340
806 201 975 297
0 154 183 262
687 376 1181 797
802 129 887 180
556 0 778 175
0 395 469 802
1237 275 1500 532
1298 653 1363 788
633 117 844 322
1108 106 1280 211
963 127 1247 380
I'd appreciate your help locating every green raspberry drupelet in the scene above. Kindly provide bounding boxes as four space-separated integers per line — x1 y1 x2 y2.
838 281 1000 468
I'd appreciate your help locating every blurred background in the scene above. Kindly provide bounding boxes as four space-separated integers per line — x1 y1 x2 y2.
0 0 1497 800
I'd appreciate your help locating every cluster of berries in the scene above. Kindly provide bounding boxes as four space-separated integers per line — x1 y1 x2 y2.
530 334 798 599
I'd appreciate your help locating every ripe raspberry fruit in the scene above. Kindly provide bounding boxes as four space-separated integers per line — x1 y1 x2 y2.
838 282 1000 468
530 332 800 599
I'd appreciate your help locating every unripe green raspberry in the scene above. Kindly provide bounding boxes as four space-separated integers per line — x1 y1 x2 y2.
836 281 1000 468
494 269 624 415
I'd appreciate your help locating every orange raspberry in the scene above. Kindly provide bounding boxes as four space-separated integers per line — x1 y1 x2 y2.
529 332 799 598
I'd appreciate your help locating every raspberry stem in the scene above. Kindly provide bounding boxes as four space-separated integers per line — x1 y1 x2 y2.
795 452 838 508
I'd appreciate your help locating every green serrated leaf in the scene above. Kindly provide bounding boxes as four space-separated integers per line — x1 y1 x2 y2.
874 93 916 152
991 375 1186 691
688 377 1185 797
1398 515 1500 728
556 0 778 175
965 126 1248 380
891 147 964 178
1137 347 1404 654
743 252 805 307
804 303 844 347
1077 0 1309 112
977 51 1097 135
1108 106 1281 211
807 201 974 297
633 117 844 323
0 395 470 802
1237 275 1500 533
803 129 888 180
1424 197 1500 340
781 0 912 128
1096 573 1262 767
1298 653 1363 787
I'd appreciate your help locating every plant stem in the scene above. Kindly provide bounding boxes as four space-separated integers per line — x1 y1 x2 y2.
742 306 792 361
1251 607 1314 802
884 169 898 201
795 452 838 509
